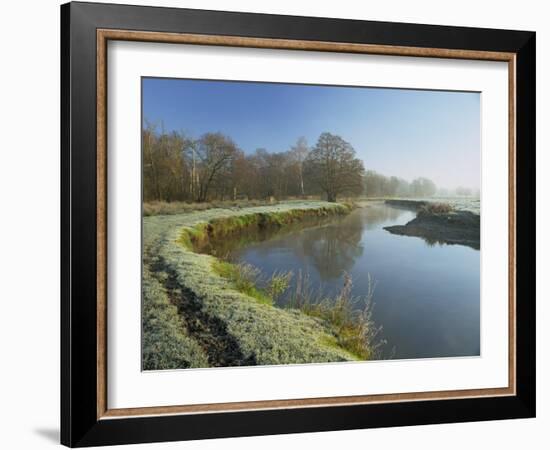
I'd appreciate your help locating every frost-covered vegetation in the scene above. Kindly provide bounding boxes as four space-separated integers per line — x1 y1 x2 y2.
415 197 480 214
142 201 367 370
143 198 280 216
384 198 480 214
419 202 454 215
142 267 209 370
210 261 382 360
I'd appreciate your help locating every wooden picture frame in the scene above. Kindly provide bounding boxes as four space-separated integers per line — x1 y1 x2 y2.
61 1 535 447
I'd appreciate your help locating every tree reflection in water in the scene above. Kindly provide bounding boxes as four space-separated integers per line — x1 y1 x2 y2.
361 203 406 230
203 204 412 282
298 212 364 280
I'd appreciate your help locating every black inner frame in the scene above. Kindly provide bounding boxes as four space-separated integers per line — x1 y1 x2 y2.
61 2 536 447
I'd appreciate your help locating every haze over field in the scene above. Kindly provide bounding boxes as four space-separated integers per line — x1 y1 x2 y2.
143 78 480 193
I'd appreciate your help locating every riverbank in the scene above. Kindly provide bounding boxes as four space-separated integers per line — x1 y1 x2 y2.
384 197 480 214
143 201 367 370
384 201 480 249
384 199 430 210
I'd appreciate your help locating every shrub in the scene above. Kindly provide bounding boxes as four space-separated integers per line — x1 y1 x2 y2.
419 202 453 215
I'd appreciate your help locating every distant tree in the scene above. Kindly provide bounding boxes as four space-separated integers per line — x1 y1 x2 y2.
290 137 309 196
365 171 386 197
388 176 400 197
395 177 411 197
304 133 364 202
143 122 195 202
253 148 277 198
364 171 411 198
143 121 161 201
423 179 437 197
226 150 249 200
411 177 437 197
194 133 238 202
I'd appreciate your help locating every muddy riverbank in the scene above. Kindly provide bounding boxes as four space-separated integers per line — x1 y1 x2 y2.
384 201 480 249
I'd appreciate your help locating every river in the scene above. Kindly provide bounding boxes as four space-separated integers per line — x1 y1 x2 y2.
210 202 480 360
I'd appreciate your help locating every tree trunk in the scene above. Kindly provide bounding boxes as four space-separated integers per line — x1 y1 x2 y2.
299 166 305 196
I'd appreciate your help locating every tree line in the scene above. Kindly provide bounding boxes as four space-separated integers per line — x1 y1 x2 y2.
143 123 442 203
364 171 437 198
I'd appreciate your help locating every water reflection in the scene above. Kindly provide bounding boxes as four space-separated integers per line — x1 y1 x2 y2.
361 203 409 229
299 213 364 279
208 203 480 360
204 204 407 279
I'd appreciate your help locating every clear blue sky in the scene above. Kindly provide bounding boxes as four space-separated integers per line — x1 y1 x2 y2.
143 77 480 190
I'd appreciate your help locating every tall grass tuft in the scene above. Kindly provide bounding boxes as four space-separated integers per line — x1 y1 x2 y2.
266 271 294 303
289 271 386 360
212 260 272 305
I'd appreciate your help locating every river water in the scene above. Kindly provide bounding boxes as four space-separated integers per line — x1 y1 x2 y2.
214 203 480 360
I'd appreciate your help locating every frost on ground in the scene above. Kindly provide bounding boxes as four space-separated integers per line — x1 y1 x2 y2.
142 201 359 370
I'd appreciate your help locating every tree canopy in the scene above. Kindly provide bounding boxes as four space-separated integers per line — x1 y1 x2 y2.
303 133 365 202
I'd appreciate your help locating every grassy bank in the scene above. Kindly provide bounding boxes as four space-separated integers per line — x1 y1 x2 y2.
177 202 353 251
143 201 368 370
210 261 382 360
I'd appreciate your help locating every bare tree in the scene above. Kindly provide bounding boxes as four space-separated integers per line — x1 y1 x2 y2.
143 120 162 201
194 133 238 202
290 137 309 196
304 133 364 202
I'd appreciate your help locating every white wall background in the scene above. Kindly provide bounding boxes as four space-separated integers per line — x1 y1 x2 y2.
0 0 546 448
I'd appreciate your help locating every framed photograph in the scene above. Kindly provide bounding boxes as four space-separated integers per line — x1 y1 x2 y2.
61 1 536 447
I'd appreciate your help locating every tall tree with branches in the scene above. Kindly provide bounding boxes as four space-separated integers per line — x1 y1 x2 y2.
194 132 238 202
304 132 364 202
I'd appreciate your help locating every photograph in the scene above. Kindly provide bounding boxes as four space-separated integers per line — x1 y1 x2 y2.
141 77 481 370
56 2 537 446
